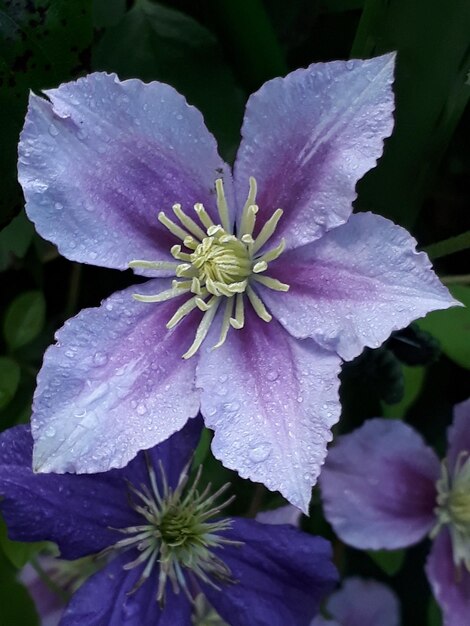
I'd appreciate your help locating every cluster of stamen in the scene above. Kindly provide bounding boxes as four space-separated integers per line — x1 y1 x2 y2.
130 177 289 358
99 455 240 607
432 451 470 573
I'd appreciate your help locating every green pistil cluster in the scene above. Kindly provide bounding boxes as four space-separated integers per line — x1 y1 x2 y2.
100 456 240 607
432 452 470 572
130 177 289 358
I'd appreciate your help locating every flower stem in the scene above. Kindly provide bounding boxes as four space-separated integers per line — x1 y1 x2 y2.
441 274 470 285
423 230 470 260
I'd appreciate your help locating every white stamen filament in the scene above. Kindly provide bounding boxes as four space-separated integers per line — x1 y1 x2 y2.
130 176 289 357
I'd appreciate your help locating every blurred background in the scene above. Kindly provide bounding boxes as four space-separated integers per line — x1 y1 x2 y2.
0 1 469 624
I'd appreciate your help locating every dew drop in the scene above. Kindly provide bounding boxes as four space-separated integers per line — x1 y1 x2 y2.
44 425 56 438
249 442 272 463
266 370 279 382
93 352 108 366
136 403 147 415
48 124 59 137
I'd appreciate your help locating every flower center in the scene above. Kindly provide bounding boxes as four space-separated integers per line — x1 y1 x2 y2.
432 452 470 572
129 177 289 358
99 455 240 607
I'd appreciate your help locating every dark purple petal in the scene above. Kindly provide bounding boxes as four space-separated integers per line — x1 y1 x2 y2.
60 554 191 626
19 73 233 272
320 419 440 549
205 518 337 626
32 280 200 475
0 426 137 559
325 577 400 626
233 54 395 251
426 529 470 626
197 307 341 512
259 213 458 361
446 398 470 473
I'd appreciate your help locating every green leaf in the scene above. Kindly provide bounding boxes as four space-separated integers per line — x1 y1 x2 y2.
0 210 34 271
93 0 244 160
0 0 92 224
352 0 470 228
382 365 425 418
367 548 405 576
3 291 46 351
428 597 442 626
0 516 51 570
0 548 38 624
417 286 470 369
0 357 21 410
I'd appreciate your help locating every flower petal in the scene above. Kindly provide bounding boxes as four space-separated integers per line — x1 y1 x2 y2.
425 529 470 626
196 308 341 512
446 398 470 473
206 518 337 626
233 54 395 251
320 418 440 549
19 73 233 272
32 280 200 474
260 212 458 361
324 577 400 626
256 504 302 527
60 554 191 626
0 426 137 559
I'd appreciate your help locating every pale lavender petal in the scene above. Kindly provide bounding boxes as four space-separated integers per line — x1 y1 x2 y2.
320 419 440 549
206 518 338 626
197 308 341 513
0 426 137 559
32 280 200 474
60 554 191 625
256 504 302 527
446 398 470 472
426 529 470 626
325 577 400 626
260 213 458 361
234 54 395 251
19 73 233 272
20 560 65 626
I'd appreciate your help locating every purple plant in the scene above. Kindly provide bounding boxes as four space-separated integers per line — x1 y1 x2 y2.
0 419 337 626
311 577 400 626
19 53 457 510
320 399 470 626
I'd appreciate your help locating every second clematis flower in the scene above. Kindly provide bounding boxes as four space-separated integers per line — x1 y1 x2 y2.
320 399 470 626
19 52 457 510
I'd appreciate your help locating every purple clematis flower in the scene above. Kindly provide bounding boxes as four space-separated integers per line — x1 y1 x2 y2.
19 52 458 511
311 577 400 626
320 399 470 626
0 419 337 626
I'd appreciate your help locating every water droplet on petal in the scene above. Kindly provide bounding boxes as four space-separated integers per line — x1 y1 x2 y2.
249 442 272 463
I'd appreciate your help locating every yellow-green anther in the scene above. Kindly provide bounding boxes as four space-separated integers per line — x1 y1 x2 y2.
129 260 180 271
230 293 245 329
253 261 268 273
166 295 203 329
158 212 191 243
175 264 193 278
183 237 198 251
183 298 221 359
252 209 284 254
246 286 272 322
253 274 290 292
131 177 288 357
194 203 214 230
239 177 258 236
133 286 189 303
215 178 231 233
258 239 286 264
213 298 234 349
172 204 206 241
